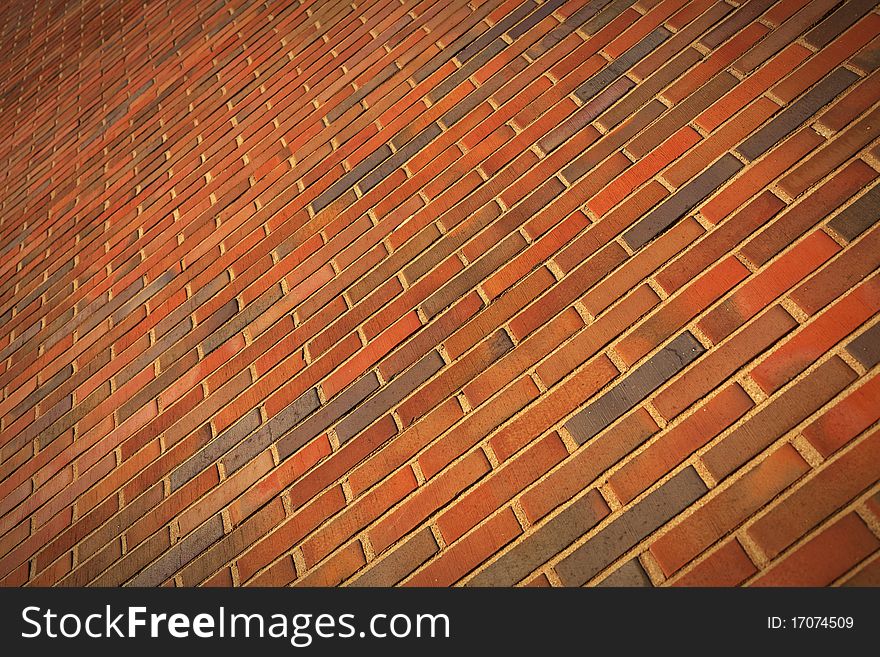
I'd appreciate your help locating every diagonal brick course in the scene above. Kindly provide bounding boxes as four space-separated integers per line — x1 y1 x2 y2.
0 0 878 588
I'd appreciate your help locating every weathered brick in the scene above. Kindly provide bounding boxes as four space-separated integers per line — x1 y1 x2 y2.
623 155 743 251
752 513 880 587
349 527 438 587
466 489 610 586
703 356 858 481
651 444 809 575
301 467 417 567
846 322 880 370
597 558 652 587
737 68 858 161
128 515 223 586
555 466 707 586
748 427 880 559
565 332 704 445
437 433 566 542
740 161 877 268
790 228 880 316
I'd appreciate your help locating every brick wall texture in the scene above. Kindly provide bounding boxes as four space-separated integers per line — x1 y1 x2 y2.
1 0 879 587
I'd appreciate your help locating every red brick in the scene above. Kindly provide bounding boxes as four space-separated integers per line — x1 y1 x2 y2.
322 311 421 399
297 541 365 587
752 513 880 586
663 23 769 105
589 127 701 216
520 410 658 523
651 444 809 575
237 486 345 583
404 508 521 586
778 107 880 198
490 356 619 462
302 467 417 567
751 277 880 394
747 427 880 559
437 433 567 543
672 539 757 587
463 308 583 408
790 228 880 316
802 374 880 458
817 68 880 133
537 285 659 387
555 182 669 273
701 132 821 225
699 231 841 344
668 98 779 188
771 13 880 103
586 219 704 318
653 305 797 420
696 45 809 133
229 435 332 527
370 450 490 555
740 160 877 267
616 256 749 367
610 384 754 504
348 400 463 497
510 243 628 341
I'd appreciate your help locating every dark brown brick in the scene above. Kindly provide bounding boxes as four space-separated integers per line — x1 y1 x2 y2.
847 322 880 369
827 182 880 242
171 409 260 491
457 1 536 64
575 28 669 103
631 73 738 160
700 0 771 48
737 68 858 161
349 527 438 586
276 374 379 460
179 500 285 586
128 514 224 586
565 332 705 445
597 48 702 132
623 155 743 251
542 77 635 152
118 348 198 422
312 145 393 213
360 123 442 192
466 489 610 586
555 467 707 586
225 388 321 474
804 0 876 49
203 287 281 356
335 351 445 443
597 558 653 587
508 0 565 40
403 203 502 285
429 39 505 105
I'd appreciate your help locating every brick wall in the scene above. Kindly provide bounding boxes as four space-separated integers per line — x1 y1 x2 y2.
1 0 879 587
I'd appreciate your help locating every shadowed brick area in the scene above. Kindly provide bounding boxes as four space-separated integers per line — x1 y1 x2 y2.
0 0 878 588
